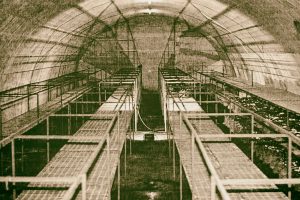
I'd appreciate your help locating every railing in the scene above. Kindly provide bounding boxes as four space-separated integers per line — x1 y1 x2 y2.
159 68 300 200
0 67 142 200
195 70 300 146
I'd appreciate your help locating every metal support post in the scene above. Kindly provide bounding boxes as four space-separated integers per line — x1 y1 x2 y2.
251 115 254 162
168 116 171 158
125 131 127 178
215 94 218 123
0 109 2 140
107 136 111 186
251 70 254 87
0 151 3 176
191 132 194 199
21 139 24 173
180 158 183 200
60 84 63 106
134 103 137 134
118 161 121 200
193 81 196 99
118 111 120 146
27 86 30 111
164 85 167 133
173 133 176 180
75 101 78 130
286 110 289 128
199 82 202 105
288 137 292 200
36 93 40 122
11 139 16 200
47 117 50 162
47 84 50 102
129 121 132 155
68 104 71 135
179 112 182 137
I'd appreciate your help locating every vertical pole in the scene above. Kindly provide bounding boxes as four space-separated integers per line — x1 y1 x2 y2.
125 130 127 178
36 93 40 122
0 109 2 140
11 139 16 200
82 174 87 200
191 132 194 199
164 82 167 133
68 104 71 135
215 95 218 123
286 110 289 128
81 94 84 115
179 112 182 136
47 84 50 102
251 70 254 87
75 101 78 130
251 115 254 162
193 81 197 99
132 95 135 142
27 85 30 111
99 82 102 106
199 81 202 106
180 158 182 200
173 133 176 180
60 84 63 106
173 20 176 67
21 139 24 173
168 112 171 158
47 117 50 162
118 161 121 200
118 111 120 146
288 137 292 200
107 136 111 185
211 176 216 200
134 80 138 134
0 150 3 176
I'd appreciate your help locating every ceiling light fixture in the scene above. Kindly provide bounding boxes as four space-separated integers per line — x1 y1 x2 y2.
148 0 152 15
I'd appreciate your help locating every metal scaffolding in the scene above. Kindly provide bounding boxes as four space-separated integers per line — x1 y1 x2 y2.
159 67 300 200
0 67 142 200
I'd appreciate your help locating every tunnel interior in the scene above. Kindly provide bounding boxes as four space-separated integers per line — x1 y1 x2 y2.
1 0 300 200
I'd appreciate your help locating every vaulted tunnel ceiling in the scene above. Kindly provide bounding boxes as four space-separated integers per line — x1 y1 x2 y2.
0 0 300 93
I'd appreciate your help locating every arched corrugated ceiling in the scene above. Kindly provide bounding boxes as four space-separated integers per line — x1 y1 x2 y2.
0 0 300 94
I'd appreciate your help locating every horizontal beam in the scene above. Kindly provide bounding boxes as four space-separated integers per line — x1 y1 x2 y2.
198 134 289 139
100 81 135 85
221 178 300 185
167 100 221 104
199 101 222 104
70 101 100 104
50 114 115 118
0 87 92 147
15 135 103 141
187 113 252 117
0 176 77 184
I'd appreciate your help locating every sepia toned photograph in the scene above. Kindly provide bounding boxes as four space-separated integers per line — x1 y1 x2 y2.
0 0 300 199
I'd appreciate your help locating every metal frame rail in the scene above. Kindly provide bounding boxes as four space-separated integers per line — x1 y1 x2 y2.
0 67 142 200
159 68 300 200
194 70 300 146
0 68 110 142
